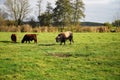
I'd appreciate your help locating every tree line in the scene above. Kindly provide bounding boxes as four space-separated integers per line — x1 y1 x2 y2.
0 0 85 27
0 0 119 27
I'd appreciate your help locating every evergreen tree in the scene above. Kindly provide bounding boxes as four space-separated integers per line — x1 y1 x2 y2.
112 20 120 27
38 13 48 26
53 0 72 26
38 2 53 26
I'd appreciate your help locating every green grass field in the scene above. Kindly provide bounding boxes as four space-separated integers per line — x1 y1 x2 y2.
0 32 120 80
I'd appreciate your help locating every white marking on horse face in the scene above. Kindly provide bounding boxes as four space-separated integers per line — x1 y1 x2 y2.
55 36 60 42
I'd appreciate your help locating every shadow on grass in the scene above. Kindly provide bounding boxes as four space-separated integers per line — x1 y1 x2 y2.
0 41 11 43
0 41 19 43
38 43 56 46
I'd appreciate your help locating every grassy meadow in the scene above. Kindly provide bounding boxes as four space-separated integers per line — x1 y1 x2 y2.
0 32 120 80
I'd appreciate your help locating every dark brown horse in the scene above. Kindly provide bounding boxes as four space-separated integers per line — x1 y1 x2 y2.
11 34 17 43
21 34 37 43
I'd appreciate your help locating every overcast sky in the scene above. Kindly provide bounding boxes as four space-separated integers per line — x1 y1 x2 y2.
84 0 120 23
0 0 120 23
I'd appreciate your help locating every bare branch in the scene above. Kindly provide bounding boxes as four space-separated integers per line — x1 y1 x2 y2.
5 0 30 26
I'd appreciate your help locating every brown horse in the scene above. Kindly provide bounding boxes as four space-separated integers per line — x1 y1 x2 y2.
11 34 17 43
21 34 37 43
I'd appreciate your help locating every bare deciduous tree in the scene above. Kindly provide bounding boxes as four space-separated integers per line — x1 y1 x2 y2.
37 0 42 16
5 0 30 26
72 0 85 25
0 8 9 26
36 0 42 26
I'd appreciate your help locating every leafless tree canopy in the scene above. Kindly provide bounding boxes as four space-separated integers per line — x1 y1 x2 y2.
5 0 30 25
37 0 42 16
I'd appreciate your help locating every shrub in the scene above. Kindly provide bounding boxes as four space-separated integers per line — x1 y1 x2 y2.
33 27 41 32
7 26 18 32
21 25 33 32
0 26 8 32
116 27 120 32
0 25 119 32
81 27 92 32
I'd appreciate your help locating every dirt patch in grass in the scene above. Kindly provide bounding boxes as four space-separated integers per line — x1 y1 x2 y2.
48 53 72 58
47 52 94 58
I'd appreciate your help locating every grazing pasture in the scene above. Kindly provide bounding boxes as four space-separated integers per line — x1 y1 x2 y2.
0 32 120 80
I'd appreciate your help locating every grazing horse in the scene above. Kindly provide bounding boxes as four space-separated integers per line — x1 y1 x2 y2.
11 34 17 43
56 31 74 45
21 34 37 43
